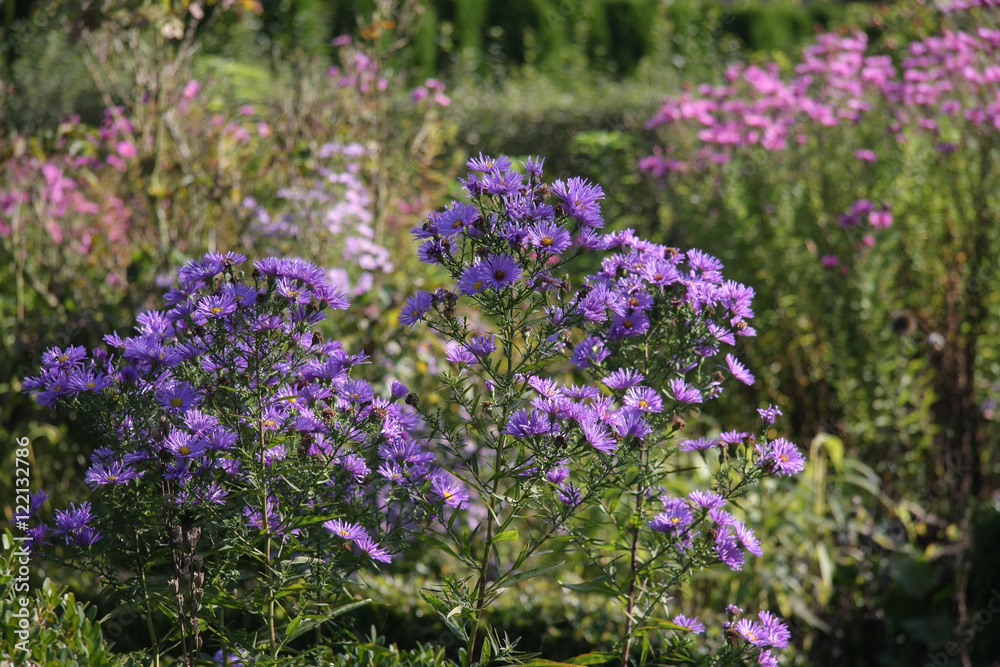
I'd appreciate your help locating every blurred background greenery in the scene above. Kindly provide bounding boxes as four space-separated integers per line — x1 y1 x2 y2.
2 1 999 665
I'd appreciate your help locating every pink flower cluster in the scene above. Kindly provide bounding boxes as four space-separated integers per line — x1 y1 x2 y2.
642 14 1000 175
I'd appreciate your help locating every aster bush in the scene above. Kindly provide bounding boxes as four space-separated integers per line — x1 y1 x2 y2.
24 253 462 665
401 154 803 666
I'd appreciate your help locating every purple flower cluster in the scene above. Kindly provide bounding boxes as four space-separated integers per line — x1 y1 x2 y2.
730 609 792 666
26 252 464 566
649 490 762 571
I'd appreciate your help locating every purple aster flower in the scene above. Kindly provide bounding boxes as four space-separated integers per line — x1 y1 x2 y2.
418 238 448 265
523 155 545 178
214 649 246 667
465 334 497 358
457 263 488 295
195 294 237 322
177 481 229 507
725 354 755 385
569 336 610 369
502 408 552 438
482 254 522 289
275 277 311 304
603 368 645 390
467 152 512 174
688 490 726 509
761 438 805 476
562 384 600 400
758 611 790 649
527 376 563 398
66 369 112 393
557 482 583 506
324 519 369 541
672 614 705 634
164 430 208 459
354 536 392 563
735 618 769 647
610 310 650 339
399 290 434 327
757 650 779 667
716 529 744 570
377 462 407 483
431 472 469 508
527 220 572 255
581 415 617 453
221 282 259 307
53 502 100 546
650 497 694 534
41 345 88 369
550 176 604 227
439 201 481 236
709 507 733 527
339 379 374 404
446 343 477 365
624 386 663 413
679 437 718 451
481 169 524 196
337 453 370 479
719 430 750 446
669 378 703 404
734 520 763 557
261 405 287 431
84 461 141 488
390 381 409 400
610 407 652 441
155 381 201 413
546 464 570 485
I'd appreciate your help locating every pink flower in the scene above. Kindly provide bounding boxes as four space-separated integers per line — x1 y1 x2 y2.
821 255 840 268
182 79 201 99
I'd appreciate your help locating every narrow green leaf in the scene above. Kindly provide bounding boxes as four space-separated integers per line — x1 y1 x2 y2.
496 561 564 589
565 652 618 665
493 529 518 543
558 578 619 597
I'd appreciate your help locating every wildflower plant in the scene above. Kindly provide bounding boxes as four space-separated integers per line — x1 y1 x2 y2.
25 253 452 665
402 154 802 665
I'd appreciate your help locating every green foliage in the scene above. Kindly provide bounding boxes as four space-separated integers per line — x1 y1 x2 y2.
0 531 132 667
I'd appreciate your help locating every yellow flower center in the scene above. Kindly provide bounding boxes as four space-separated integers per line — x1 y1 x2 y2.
211 306 223 314
473 280 484 290
540 236 554 247
87 382 95 389
264 419 277 429
179 446 192 456
638 399 648 409
171 397 184 407
107 474 118 482
59 355 69 363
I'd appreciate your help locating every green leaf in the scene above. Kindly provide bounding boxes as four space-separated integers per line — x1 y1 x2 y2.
493 529 518 542
813 432 844 473
496 561 564 589
558 578 619 597
565 652 618 665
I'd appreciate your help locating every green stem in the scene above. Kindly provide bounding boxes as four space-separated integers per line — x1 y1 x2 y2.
140 558 161 667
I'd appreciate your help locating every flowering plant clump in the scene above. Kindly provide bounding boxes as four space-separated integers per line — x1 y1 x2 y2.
638 2 1000 532
25 253 457 664
402 154 802 665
